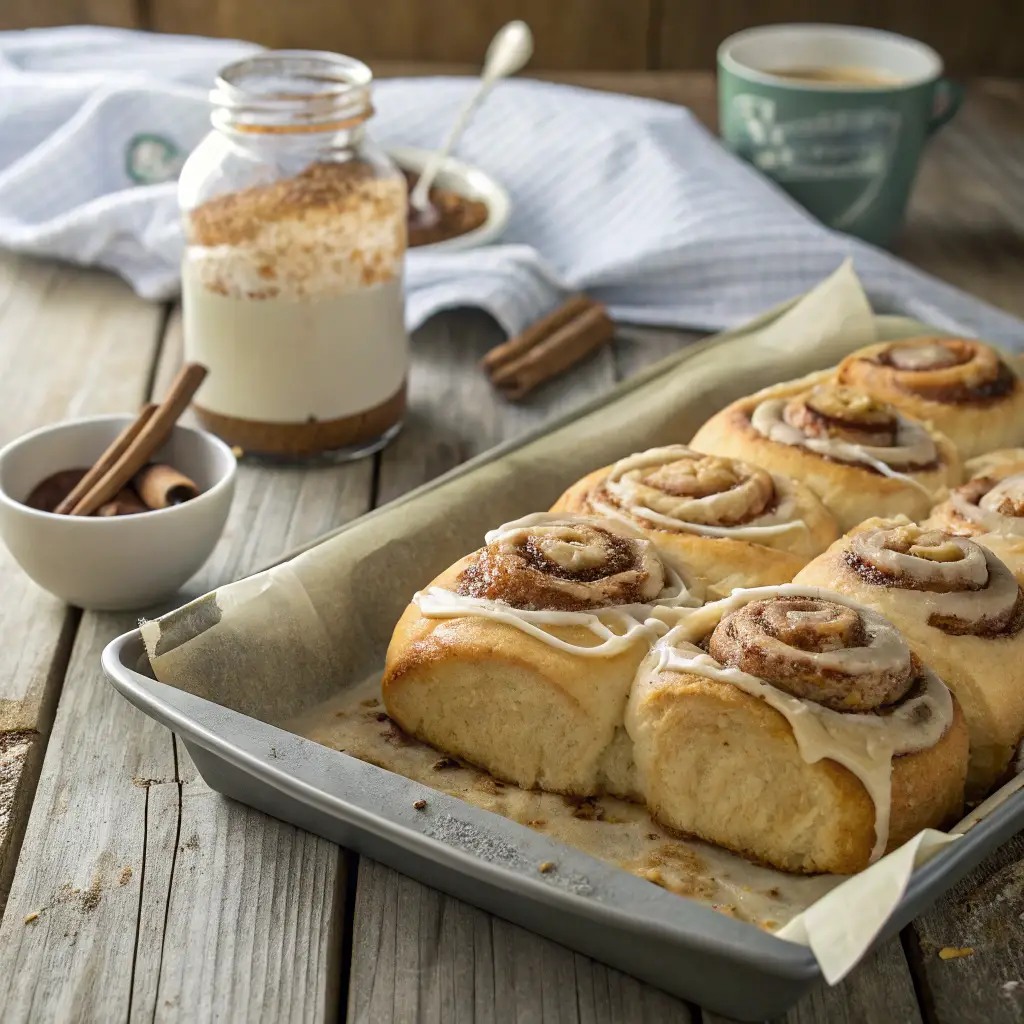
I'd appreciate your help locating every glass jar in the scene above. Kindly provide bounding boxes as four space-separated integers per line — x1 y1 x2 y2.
178 51 408 461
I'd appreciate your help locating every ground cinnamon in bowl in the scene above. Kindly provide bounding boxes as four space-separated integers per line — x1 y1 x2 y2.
402 170 489 248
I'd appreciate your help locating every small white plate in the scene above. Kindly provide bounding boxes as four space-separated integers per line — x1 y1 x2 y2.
387 145 512 253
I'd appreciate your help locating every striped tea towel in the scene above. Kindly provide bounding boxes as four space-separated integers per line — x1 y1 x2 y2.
0 26 1021 347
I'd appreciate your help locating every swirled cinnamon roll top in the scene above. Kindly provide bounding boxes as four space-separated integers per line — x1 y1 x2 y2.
749 382 938 471
838 337 1017 405
784 386 898 447
620 452 774 524
708 596 916 711
580 446 789 529
926 461 1024 540
843 524 1024 637
456 516 669 612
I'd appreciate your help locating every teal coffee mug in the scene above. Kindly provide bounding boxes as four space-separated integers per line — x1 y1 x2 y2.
718 24 963 247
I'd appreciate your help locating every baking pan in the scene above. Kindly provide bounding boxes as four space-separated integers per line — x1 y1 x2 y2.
103 629 1024 1020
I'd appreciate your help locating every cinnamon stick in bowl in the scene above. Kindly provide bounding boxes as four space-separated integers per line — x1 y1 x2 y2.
69 363 207 516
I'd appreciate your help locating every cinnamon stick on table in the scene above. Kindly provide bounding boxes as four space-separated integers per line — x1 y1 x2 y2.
481 294 596 374
486 300 616 401
69 363 208 517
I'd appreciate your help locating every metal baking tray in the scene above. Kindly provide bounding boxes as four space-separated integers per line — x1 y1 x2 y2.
103 629 1024 1020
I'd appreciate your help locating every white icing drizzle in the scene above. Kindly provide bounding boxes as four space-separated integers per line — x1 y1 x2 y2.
590 446 809 541
749 398 937 496
419 512 703 656
650 584 955 863
415 587 676 656
851 528 1021 622
951 473 1024 538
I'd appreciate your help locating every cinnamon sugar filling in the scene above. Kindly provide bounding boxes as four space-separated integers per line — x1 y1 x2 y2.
708 597 915 710
457 523 665 612
844 525 1024 637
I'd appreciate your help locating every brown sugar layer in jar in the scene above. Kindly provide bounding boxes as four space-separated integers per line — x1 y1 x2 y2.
403 171 489 247
188 160 387 248
194 383 406 457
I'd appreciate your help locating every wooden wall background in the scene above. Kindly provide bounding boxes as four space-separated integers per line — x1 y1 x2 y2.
3 0 1022 75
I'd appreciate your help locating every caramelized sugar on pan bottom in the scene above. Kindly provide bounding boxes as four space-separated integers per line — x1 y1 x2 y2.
288 677 843 930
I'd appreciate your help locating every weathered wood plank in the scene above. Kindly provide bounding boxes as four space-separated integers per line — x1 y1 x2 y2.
0 255 161 912
0 611 175 1021
611 325 704 384
698 938 922 1024
149 0 654 71
656 1 1024 77
906 833 1024 1024
0 303 372 1020
377 309 618 506
349 859 693 1024
898 82 1024 320
152 776 344 1023
133 310 373 1019
0 0 139 30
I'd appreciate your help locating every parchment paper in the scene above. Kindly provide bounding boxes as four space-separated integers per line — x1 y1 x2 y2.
139 260 1017 983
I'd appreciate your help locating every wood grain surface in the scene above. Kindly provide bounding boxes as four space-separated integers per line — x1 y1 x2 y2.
0 257 160 914
0 74 1022 1023
656 0 1024 76
147 0 655 71
6 0 1024 74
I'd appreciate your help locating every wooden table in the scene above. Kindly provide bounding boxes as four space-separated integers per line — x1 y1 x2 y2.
0 73 1022 1024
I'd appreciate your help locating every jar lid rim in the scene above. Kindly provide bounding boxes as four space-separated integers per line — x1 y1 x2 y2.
212 49 372 108
210 50 373 132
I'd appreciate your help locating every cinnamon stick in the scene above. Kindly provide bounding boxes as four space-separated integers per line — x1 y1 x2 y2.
480 294 597 373
134 464 199 509
53 405 158 514
490 304 615 401
69 363 208 517
96 487 149 517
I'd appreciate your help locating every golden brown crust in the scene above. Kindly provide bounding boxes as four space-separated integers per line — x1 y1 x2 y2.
689 373 961 532
382 557 652 797
551 453 838 599
629 669 967 874
836 338 1024 459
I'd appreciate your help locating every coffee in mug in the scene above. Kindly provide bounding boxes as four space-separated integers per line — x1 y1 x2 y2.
768 66 903 86
717 25 963 247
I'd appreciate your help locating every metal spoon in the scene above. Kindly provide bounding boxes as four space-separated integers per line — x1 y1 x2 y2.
409 20 534 219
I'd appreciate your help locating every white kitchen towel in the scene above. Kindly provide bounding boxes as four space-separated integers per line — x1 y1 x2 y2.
1 26 1022 346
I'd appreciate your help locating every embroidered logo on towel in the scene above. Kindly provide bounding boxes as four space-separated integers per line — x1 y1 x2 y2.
125 134 184 186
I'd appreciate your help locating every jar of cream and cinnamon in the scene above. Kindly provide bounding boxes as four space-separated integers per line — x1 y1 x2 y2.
178 51 408 460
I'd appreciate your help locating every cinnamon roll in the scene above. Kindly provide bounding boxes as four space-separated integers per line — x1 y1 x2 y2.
924 452 1024 585
382 514 701 797
836 337 1024 459
689 374 961 531
627 586 968 874
551 446 838 598
795 522 1024 795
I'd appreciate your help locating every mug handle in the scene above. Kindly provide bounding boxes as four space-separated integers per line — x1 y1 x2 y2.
929 77 964 135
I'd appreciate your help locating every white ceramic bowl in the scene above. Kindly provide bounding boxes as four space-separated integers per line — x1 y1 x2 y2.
388 145 512 253
0 415 236 611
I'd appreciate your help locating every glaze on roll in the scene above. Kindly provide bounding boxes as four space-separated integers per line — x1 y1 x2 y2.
382 514 701 797
627 585 968 874
689 373 961 531
836 337 1024 459
795 521 1024 795
551 446 839 597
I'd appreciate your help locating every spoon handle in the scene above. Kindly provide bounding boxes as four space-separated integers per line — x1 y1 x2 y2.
410 80 495 211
